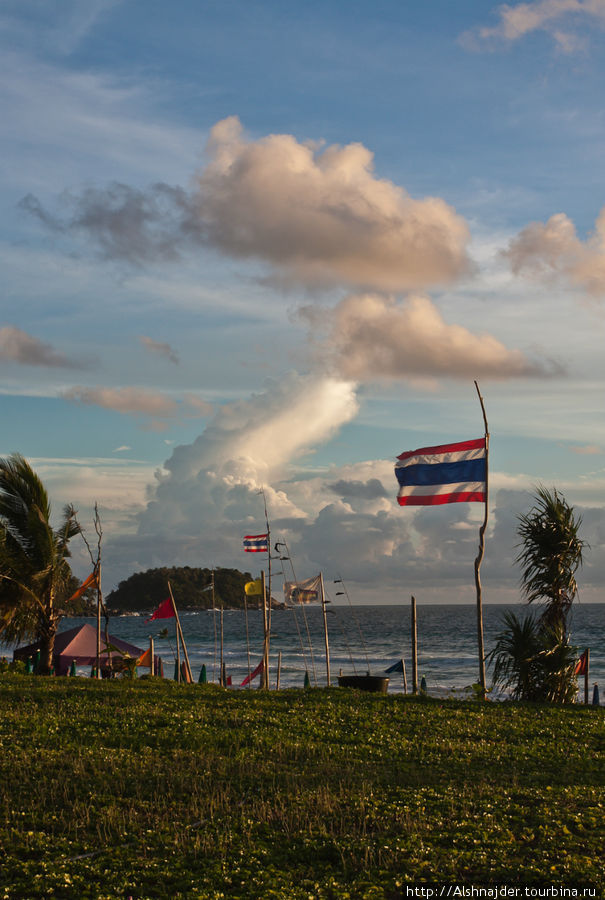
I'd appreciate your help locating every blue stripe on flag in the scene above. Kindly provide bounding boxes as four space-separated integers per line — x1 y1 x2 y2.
395 458 486 488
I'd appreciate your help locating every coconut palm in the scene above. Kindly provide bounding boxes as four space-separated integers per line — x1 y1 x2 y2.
0 454 80 673
516 486 586 632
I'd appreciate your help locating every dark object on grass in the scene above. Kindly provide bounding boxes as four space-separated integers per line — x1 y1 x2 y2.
337 675 389 693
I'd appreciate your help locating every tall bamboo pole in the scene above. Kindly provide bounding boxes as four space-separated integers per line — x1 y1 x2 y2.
473 380 489 697
276 650 282 691
320 573 331 687
96 562 102 679
411 595 418 694
261 489 272 689
168 581 193 683
244 594 252 689
261 569 268 689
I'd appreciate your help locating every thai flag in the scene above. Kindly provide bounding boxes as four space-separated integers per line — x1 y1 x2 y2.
395 438 486 506
243 533 269 552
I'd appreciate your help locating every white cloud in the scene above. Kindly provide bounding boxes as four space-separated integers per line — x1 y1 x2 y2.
0 325 81 368
23 117 472 291
462 0 605 52
304 293 557 381
139 335 179 364
506 208 605 296
63 385 212 423
195 117 471 292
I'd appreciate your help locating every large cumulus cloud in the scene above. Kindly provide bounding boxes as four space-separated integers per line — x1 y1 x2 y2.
193 116 471 292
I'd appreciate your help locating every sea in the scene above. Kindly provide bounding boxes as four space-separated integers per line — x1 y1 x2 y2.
18 602 603 699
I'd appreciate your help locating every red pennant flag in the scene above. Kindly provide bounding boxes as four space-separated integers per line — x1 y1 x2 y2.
574 650 588 676
146 597 175 623
240 658 264 687
67 570 98 604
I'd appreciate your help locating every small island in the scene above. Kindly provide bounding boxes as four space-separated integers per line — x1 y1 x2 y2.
105 565 279 614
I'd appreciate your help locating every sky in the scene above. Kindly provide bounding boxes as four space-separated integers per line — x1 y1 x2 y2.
2 0 605 605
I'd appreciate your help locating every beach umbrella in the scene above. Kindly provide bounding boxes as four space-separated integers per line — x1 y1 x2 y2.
420 675 427 694
69 660 77 677
199 664 207 684
25 657 32 674
158 657 164 678
34 650 40 673
90 666 96 678
304 670 311 689
593 683 600 706
173 659 179 682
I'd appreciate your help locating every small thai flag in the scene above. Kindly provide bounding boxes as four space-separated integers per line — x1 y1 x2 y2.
243 533 269 552
395 438 486 506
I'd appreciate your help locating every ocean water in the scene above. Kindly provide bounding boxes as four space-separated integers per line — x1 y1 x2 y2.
27 602 605 698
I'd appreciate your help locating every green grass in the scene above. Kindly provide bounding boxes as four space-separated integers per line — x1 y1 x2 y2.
0 676 603 899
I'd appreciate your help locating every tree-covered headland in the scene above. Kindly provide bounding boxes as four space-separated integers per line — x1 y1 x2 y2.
106 566 257 613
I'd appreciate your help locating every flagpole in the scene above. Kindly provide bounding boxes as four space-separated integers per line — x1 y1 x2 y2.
96 563 102 679
474 380 489 698
260 488 272 690
320 572 331 687
261 569 269 689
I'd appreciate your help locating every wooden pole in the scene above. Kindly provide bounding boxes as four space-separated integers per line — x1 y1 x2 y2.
261 569 268 689
219 599 224 687
244 594 252 689
411 595 418 695
96 563 102 679
149 637 154 677
473 380 489 698
168 581 193 683
320 572 331 687
401 657 407 694
585 648 590 705
276 650 282 691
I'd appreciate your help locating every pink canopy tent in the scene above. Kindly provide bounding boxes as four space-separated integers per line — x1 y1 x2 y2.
13 623 160 676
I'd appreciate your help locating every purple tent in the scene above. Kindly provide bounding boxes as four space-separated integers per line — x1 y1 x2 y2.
13 623 159 676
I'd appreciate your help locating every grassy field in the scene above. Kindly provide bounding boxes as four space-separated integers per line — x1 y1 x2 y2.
0 675 603 899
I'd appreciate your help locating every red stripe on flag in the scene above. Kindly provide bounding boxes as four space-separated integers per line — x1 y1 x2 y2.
397 438 485 462
397 491 486 506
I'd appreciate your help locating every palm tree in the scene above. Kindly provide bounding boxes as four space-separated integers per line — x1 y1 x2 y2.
0 454 80 673
488 610 544 701
489 610 578 703
516 486 586 632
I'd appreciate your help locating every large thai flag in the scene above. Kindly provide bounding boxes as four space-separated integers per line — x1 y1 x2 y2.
243 533 269 552
395 438 486 506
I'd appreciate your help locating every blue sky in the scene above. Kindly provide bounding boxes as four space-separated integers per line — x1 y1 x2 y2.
2 0 605 603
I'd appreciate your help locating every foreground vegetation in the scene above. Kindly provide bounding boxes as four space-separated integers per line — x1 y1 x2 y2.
0 677 603 899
